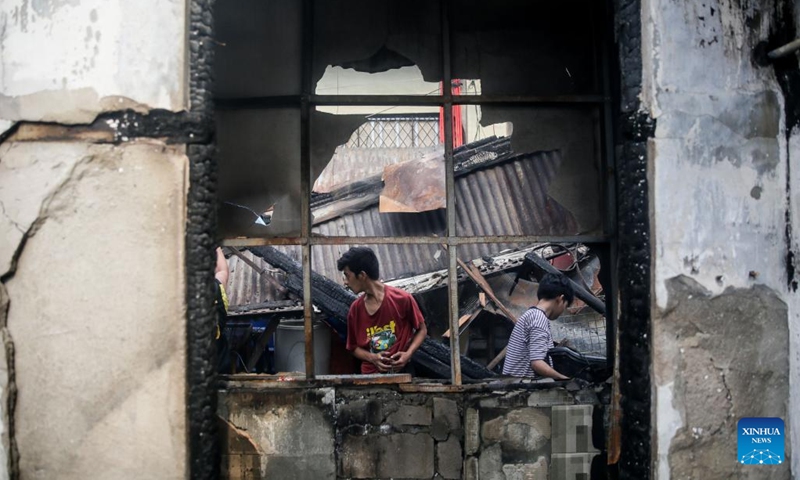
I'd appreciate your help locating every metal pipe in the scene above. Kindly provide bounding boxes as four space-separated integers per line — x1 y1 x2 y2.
768 38 800 60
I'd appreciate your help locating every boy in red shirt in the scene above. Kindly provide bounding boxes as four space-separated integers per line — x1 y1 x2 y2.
337 247 428 374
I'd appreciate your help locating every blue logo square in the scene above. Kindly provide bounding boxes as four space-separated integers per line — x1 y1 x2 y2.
737 417 784 465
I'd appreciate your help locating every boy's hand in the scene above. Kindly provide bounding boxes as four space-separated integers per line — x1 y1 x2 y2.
371 352 393 372
390 351 412 369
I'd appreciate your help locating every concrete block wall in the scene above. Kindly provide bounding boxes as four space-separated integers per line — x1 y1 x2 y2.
218 384 604 480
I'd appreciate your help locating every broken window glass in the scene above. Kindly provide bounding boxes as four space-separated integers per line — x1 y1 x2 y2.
219 244 304 375
214 0 303 97
216 108 302 238
451 0 601 97
311 243 491 380
313 0 442 96
453 105 603 236
311 106 447 237
313 243 448 290
452 242 608 374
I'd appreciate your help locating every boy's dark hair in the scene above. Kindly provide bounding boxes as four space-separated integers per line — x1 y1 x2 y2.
337 246 380 280
536 272 575 305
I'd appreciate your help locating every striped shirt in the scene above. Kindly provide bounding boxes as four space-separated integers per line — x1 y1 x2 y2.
502 307 553 378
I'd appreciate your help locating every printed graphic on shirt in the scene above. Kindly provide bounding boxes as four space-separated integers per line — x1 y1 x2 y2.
367 321 397 352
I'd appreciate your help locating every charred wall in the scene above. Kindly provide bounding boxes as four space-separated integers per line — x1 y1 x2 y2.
614 1 655 478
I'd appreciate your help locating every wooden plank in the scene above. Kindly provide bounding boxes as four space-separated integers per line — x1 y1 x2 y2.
218 373 412 387
228 301 300 314
399 383 465 393
245 318 282 373
486 346 507 370
457 258 518 324
319 373 413 385
442 308 482 338
479 292 486 307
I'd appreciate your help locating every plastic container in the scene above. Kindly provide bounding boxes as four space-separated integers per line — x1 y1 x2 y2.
274 318 331 374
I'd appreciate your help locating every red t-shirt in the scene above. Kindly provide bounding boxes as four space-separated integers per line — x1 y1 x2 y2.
346 285 424 374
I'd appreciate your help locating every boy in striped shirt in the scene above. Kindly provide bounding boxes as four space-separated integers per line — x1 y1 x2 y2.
502 273 574 380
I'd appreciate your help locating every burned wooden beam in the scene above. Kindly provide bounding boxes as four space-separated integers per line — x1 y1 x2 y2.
247 246 496 380
227 300 300 314
456 257 518 323
524 251 607 315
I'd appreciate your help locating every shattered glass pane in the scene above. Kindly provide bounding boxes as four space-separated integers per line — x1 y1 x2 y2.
311 106 447 237
313 243 447 294
453 242 607 372
452 105 603 236
313 0 442 95
216 108 302 238
215 0 302 97
313 243 449 376
451 0 601 96
221 244 305 374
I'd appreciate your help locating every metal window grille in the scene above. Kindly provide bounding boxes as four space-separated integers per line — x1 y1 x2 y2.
345 115 441 148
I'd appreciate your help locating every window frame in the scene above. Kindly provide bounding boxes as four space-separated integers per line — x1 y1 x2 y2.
216 0 617 385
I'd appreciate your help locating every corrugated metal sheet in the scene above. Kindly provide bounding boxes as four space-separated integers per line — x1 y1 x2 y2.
310 150 579 282
229 149 580 301
313 145 442 193
225 248 301 306
454 150 578 236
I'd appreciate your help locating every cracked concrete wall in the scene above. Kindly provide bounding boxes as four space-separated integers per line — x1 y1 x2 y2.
0 139 188 479
0 0 187 131
643 0 798 477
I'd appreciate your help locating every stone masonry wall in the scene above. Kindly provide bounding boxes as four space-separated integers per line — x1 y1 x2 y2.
218 384 605 480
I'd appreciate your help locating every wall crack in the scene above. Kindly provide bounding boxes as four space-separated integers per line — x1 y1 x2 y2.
0 201 24 234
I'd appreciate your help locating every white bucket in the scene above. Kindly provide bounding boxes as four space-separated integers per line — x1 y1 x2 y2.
274 319 331 374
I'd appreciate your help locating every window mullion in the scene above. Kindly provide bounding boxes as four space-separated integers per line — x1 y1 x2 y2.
301 0 315 379
441 0 462 386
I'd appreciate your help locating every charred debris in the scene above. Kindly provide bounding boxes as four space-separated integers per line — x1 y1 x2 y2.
222 136 610 382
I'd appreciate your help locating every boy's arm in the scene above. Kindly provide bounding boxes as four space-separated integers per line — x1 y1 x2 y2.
528 326 568 380
214 247 229 287
531 359 569 380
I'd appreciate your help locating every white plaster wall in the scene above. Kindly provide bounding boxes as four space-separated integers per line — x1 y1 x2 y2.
790 128 800 480
788 1 800 469
0 0 186 129
642 0 797 477
0 140 188 479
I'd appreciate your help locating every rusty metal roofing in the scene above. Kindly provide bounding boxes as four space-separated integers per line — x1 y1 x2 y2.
313 145 442 193
228 145 580 298
454 150 578 237
310 149 579 282
225 249 301 306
